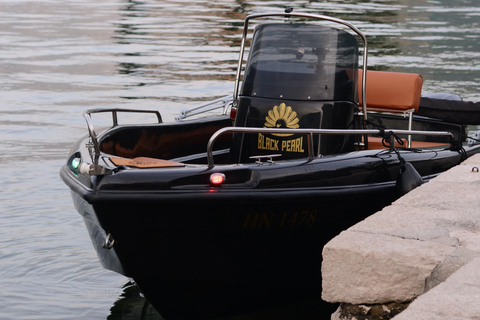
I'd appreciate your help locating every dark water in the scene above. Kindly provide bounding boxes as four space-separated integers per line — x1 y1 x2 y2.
0 0 478 319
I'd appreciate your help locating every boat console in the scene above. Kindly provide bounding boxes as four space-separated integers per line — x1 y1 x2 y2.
230 22 360 162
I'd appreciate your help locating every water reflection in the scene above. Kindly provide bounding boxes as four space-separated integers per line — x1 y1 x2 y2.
108 282 335 320
113 0 243 83
108 283 164 320
111 0 480 102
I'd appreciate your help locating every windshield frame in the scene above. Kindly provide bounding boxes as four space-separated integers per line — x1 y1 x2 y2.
233 12 369 119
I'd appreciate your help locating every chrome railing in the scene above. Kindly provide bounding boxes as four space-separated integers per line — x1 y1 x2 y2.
83 108 162 162
206 127 454 169
174 95 233 121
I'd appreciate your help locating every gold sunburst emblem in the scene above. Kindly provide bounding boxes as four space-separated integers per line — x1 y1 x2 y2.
264 103 299 137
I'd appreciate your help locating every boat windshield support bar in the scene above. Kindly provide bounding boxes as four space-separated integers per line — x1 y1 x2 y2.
175 95 233 121
206 127 454 169
233 12 369 121
83 108 162 163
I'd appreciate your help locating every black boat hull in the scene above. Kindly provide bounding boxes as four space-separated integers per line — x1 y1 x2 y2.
72 181 399 318
60 132 476 319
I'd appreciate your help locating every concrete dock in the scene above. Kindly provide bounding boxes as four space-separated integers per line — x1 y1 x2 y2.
322 154 480 319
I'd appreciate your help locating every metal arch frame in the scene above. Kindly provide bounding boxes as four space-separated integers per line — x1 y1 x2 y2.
232 11 369 121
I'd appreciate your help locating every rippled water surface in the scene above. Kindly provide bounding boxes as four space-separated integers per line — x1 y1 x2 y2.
0 0 479 319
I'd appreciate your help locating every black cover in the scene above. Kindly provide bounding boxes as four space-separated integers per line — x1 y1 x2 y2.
418 97 480 125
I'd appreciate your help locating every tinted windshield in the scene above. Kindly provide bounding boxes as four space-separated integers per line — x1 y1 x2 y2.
241 23 359 101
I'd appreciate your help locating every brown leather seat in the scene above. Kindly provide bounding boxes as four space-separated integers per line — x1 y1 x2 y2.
358 70 423 112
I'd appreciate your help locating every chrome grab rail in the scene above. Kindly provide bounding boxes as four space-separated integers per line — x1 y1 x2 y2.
83 108 162 163
175 95 233 121
206 127 454 169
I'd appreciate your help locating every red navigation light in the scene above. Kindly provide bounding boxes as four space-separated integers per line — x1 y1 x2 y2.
230 106 237 120
210 173 226 185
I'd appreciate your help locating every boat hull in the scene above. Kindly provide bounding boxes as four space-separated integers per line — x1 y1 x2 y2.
60 131 478 319
71 178 400 319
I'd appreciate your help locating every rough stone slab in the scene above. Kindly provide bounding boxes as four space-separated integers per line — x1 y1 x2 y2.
322 154 480 318
458 155 480 167
392 177 480 211
450 230 480 252
321 230 454 304
348 204 467 243
392 257 480 320
431 162 480 183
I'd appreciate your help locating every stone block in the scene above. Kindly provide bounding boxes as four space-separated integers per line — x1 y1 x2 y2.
322 154 480 318
322 230 454 304
392 257 480 320
348 205 461 242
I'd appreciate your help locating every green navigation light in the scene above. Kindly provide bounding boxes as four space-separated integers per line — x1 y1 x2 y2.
72 158 81 170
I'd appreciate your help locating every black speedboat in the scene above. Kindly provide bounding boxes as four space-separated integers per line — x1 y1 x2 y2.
61 10 480 319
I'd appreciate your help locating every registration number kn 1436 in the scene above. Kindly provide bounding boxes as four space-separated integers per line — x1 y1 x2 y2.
242 210 317 229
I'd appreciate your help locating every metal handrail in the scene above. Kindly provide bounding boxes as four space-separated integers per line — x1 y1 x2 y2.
206 127 454 169
232 11 368 121
83 108 162 163
175 95 233 121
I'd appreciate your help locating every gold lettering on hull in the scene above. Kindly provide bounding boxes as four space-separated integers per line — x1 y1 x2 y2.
242 211 317 229
257 133 305 153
